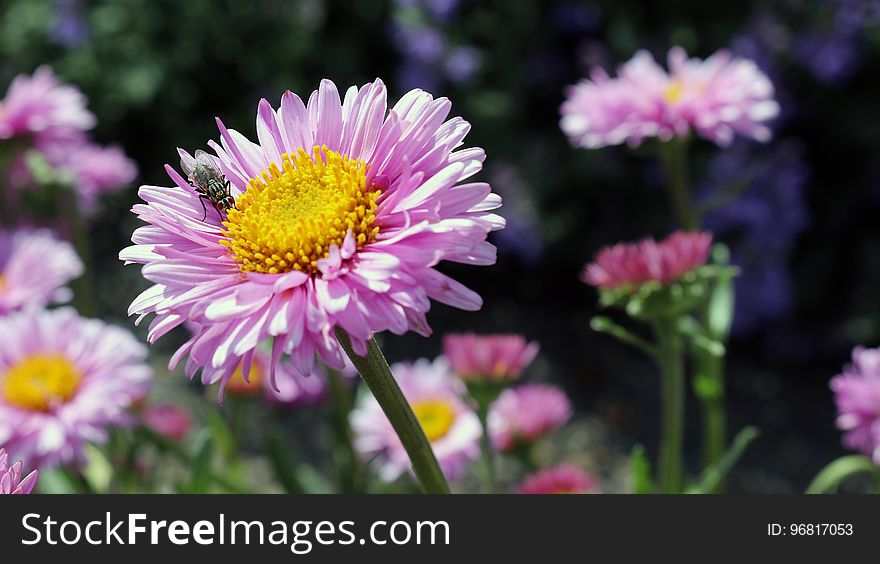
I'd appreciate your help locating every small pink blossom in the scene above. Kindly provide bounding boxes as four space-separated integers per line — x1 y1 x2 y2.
831 346 880 463
561 47 779 148
141 404 193 442
490 383 572 452
63 143 138 212
443 333 539 381
517 464 596 494
0 448 38 494
583 231 712 290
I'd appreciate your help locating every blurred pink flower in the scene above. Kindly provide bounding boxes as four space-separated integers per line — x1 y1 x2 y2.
517 464 596 494
0 448 38 494
350 357 480 482
831 346 880 463
561 47 779 148
443 333 539 381
490 383 571 452
0 308 152 468
583 231 712 290
64 143 138 212
0 66 95 146
141 404 192 442
121 79 503 398
0 229 83 314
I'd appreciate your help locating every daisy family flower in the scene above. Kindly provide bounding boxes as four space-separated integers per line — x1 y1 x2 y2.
560 47 779 148
141 404 193 442
0 308 151 467
62 143 138 212
0 448 38 494
583 231 712 290
830 346 880 463
121 79 502 395
0 229 83 314
443 333 539 381
490 383 572 452
517 464 596 494
0 66 95 146
350 357 480 482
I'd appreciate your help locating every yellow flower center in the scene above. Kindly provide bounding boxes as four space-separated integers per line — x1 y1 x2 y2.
0 273 6 292
225 359 264 396
664 80 685 103
412 399 456 442
222 146 381 274
2 354 81 412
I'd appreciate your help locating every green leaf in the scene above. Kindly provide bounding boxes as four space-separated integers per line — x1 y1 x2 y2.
690 426 759 493
184 430 214 493
266 429 306 494
34 468 79 494
805 455 879 494
591 316 657 357
707 244 736 340
82 444 114 493
677 316 725 357
630 445 655 494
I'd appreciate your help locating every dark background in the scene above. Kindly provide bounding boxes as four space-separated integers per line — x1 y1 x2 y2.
2 0 877 492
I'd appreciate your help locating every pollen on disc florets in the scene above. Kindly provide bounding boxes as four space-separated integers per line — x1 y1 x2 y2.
221 145 381 274
3 354 81 412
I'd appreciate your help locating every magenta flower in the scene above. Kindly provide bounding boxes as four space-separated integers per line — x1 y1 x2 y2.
0 308 152 468
0 66 95 145
0 448 38 494
517 464 596 494
0 229 83 315
121 79 502 395
63 143 138 212
831 346 880 463
141 404 192 442
443 333 539 381
490 383 572 452
583 231 712 290
350 357 481 482
561 47 779 148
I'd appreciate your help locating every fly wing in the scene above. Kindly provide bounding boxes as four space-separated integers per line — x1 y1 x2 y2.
178 148 198 179
194 149 223 176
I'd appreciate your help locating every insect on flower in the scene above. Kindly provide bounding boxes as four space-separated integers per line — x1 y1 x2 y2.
179 149 236 220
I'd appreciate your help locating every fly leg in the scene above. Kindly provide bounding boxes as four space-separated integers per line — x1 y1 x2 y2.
198 195 210 221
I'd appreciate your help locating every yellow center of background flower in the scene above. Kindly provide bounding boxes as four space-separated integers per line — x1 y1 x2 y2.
222 146 381 274
412 399 456 442
0 274 6 292
664 80 685 103
2 354 81 412
225 359 264 396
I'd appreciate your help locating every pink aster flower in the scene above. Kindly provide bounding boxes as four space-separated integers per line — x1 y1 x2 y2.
583 231 712 290
0 229 83 314
490 383 572 452
141 404 192 442
0 308 152 468
350 357 481 482
120 79 503 395
561 47 779 148
443 333 539 381
830 346 880 463
517 464 596 494
0 66 95 145
0 448 38 494
63 143 138 212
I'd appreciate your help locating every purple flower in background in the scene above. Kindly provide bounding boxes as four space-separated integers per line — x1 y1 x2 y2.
63 143 138 212
831 346 880 463
445 46 481 84
52 0 89 48
700 140 809 335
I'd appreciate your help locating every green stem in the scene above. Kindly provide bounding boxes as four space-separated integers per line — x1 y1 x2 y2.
335 328 450 494
476 402 496 494
806 455 880 494
64 185 96 316
658 138 698 231
654 317 686 493
326 366 363 493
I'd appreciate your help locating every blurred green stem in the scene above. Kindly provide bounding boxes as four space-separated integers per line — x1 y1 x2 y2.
806 455 880 494
654 317 686 493
335 328 450 494
326 367 363 493
659 138 697 231
476 402 496 494
64 185 96 316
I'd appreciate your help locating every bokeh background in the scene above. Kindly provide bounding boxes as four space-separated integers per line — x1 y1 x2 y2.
2 0 878 492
